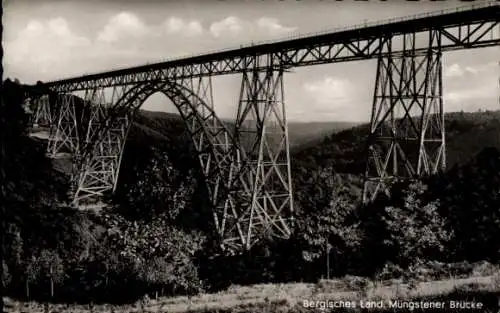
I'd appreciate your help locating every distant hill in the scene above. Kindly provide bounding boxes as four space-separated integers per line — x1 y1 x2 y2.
444 111 500 168
136 110 359 149
292 110 500 175
287 121 360 150
128 109 500 184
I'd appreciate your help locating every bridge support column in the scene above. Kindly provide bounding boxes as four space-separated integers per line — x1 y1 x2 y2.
234 65 294 249
31 95 54 129
73 87 131 207
47 94 80 158
363 31 445 204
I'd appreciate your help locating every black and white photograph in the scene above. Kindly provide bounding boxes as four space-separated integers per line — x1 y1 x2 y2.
1 0 500 312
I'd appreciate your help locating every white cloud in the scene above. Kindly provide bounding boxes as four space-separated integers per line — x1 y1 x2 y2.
13 18 90 48
210 16 243 38
303 76 354 106
444 92 462 103
5 14 296 83
4 13 208 82
444 64 464 78
464 66 478 75
164 17 203 37
24 20 44 34
256 17 296 35
444 62 497 79
4 18 91 75
209 16 296 39
48 18 91 47
97 12 149 43
299 76 362 121
444 83 497 104
443 60 498 111
465 62 498 75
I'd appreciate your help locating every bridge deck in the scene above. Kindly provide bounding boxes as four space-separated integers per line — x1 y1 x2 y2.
36 2 500 91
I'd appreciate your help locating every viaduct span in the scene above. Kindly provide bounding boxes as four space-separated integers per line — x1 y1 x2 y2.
25 2 500 252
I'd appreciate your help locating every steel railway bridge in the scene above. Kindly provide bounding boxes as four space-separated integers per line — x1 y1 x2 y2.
24 2 500 252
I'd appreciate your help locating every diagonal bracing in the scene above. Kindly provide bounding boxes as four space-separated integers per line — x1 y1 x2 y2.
73 86 131 205
177 77 244 251
363 31 445 204
46 94 80 158
232 57 294 250
30 95 54 128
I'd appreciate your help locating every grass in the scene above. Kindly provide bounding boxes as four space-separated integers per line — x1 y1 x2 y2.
5 270 500 313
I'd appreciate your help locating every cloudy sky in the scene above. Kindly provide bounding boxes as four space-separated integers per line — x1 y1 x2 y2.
3 0 499 122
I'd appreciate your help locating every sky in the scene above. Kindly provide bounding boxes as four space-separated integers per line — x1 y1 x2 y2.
3 0 500 122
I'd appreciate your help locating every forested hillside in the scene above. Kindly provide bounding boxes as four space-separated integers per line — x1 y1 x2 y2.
2 79 500 307
293 110 500 175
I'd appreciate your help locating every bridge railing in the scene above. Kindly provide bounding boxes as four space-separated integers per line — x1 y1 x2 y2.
54 1 499 81
148 0 499 64
256 0 499 45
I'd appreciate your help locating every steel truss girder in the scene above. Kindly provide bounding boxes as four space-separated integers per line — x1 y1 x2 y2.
362 30 445 204
280 18 499 67
38 4 499 91
231 59 294 251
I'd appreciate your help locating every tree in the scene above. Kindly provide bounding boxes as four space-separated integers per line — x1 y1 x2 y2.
2 80 71 299
25 255 41 299
3 224 23 279
112 144 196 221
140 257 173 299
38 249 65 298
436 147 500 261
293 167 363 277
100 212 205 296
361 181 452 269
2 260 11 289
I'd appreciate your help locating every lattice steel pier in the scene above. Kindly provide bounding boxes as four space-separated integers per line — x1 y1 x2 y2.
363 30 446 203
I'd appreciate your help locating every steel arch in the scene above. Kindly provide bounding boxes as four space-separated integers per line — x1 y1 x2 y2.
73 80 252 250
